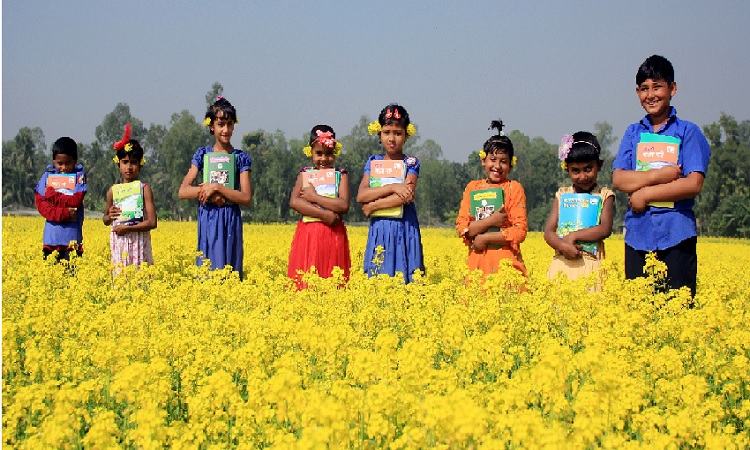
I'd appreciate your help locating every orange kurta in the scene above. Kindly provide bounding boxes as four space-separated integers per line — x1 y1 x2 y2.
455 179 528 276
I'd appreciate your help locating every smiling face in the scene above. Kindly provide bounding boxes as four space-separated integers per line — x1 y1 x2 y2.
52 153 77 174
311 141 336 169
566 159 602 193
118 154 141 183
210 113 235 146
482 151 511 184
637 78 677 128
379 124 408 158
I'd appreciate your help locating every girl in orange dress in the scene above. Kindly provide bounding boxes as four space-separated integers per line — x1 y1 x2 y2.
455 120 528 277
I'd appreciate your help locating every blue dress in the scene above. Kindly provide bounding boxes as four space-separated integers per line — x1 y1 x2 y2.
362 155 425 283
191 146 251 278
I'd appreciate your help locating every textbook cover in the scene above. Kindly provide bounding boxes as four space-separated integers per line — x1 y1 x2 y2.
203 152 237 189
112 180 144 226
469 187 504 249
636 133 681 208
46 174 77 195
557 193 602 256
302 168 339 223
369 159 406 219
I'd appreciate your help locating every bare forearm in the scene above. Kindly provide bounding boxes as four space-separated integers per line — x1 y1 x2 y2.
217 185 251 206
612 169 654 194
636 176 703 203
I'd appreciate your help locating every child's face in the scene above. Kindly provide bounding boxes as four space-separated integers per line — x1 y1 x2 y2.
311 142 335 169
566 160 602 193
637 78 676 120
53 154 77 174
481 151 511 184
118 155 141 183
211 113 235 146
379 124 407 157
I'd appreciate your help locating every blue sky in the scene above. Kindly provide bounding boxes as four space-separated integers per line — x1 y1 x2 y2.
3 1 750 162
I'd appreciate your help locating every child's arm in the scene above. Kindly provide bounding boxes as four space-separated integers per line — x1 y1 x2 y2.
358 174 416 217
628 172 704 213
289 172 341 225
111 184 158 235
298 172 350 215
564 194 615 242
197 170 252 207
35 192 76 222
612 166 682 194
473 182 527 252
102 187 121 226
178 165 202 200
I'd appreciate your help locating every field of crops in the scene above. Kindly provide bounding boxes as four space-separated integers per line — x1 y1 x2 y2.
3 216 750 448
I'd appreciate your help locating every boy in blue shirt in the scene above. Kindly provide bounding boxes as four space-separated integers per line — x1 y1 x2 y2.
613 55 711 297
34 137 87 261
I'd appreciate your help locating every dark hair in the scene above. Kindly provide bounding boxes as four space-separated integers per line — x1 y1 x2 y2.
565 131 601 164
205 97 238 135
483 119 514 161
377 103 410 129
636 55 675 85
115 139 145 164
52 137 78 160
309 124 335 144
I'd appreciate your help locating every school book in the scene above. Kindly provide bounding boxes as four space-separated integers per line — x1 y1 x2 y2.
469 187 505 249
203 152 237 190
301 168 340 223
636 133 681 208
556 193 602 256
112 181 144 226
369 159 406 219
46 174 77 195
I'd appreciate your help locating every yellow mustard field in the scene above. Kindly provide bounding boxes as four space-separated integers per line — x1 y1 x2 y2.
3 216 750 449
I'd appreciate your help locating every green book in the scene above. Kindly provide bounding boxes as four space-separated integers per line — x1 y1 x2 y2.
112 180 144 226
369 159 406 219
469 187 504 249
203 152 237 190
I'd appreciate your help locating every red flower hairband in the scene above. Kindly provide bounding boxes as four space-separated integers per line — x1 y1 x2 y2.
315 130 336 149
385 108 401 120
113 123 132 151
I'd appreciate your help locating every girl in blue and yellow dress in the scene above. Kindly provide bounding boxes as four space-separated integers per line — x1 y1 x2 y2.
178 97 252 278
357 104 424 283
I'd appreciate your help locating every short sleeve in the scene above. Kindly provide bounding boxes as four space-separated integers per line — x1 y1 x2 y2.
613 125 639 171
191 147 209 170
363 155 378 175
680 123 711 176
235 150 251 173
404 156 420 177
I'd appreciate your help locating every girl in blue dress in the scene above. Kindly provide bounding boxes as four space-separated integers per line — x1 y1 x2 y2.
178 97 252 278
358 103 424 283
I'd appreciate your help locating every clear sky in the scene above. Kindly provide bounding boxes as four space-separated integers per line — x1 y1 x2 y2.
3 1 750 162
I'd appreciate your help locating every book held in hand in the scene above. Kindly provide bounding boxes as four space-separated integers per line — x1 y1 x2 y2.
302 168 340 223
557 193 602 256
469 187 505 249
369 159 406 219
203 152 237 189
636 133 681 208
112 181 144 226
46 174 77 195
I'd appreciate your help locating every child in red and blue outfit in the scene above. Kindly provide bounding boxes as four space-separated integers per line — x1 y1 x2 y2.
34 137 87 261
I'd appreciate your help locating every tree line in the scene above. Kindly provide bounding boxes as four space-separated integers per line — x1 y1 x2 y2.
3 84 749 237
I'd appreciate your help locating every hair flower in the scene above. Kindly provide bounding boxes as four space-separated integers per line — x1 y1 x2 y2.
203 117 212 127
113 123 132 150
334 141 343 157
512 156 517 166
124 143 133 153
558 134 574 162
406 124 417 137
302 145 313 158
316 130 336 149
140 156 146 166
368 121 382 136
478 149 487 160
112 155 120 164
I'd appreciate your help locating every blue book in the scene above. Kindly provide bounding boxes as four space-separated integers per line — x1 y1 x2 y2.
557 193 602 256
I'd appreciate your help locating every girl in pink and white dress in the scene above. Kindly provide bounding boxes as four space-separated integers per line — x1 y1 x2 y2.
102 124 157 268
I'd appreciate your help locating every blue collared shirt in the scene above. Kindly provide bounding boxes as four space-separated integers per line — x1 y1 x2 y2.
613 107 711 250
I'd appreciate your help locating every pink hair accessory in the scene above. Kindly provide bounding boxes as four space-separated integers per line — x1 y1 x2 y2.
558 134 574 161
216 96 224 101
316 130 336 149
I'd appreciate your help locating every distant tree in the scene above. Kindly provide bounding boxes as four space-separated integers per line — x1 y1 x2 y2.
205 82 223 108
594 121 627 231
2 127 47 207
337 116 383 223
244 129 298 222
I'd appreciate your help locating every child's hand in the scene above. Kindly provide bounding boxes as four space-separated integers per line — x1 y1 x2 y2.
299 186 319 203
108 205 122 222
111 225 130 236
66 208 78 222
209 192 226 207
321 210 340 227
560 234 582 259
198 183 220 204
487 206 508 228
649 165 682 185
362 202 374 217
390 184 414 203
471 234 488 253
628 188 649 214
